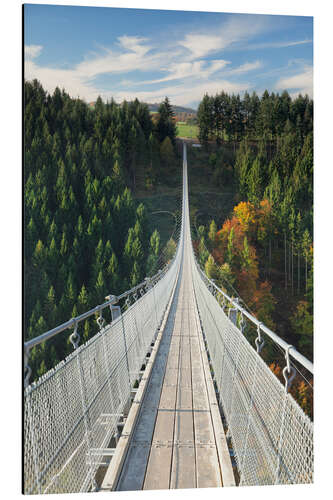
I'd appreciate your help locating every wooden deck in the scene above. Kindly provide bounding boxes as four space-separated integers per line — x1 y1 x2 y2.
101 144 234 491
101 239 235 491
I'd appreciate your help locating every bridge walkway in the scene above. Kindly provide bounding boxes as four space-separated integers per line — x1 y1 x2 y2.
101 160 235 490
24 142 313 494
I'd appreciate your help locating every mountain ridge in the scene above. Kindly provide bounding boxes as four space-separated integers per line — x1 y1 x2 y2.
88 100 197 114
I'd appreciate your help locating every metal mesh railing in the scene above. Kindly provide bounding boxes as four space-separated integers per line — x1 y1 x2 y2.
24 236 183 494
190 246 313 486
181 140 313 485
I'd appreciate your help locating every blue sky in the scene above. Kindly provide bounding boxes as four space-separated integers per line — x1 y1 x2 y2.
24 4 313 109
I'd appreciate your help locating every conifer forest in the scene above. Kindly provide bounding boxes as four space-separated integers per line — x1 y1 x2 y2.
24 81 313 414
24 80 178 379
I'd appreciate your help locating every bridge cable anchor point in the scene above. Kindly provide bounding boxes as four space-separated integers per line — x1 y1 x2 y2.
283 344 297 392
96 307 105 329
255 322 265 353
69 319 80 350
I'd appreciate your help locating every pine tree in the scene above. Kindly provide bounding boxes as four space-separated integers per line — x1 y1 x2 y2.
208 220 217 249
78 284 89 314
33 240 46 268
198 94 214 147
219 263 235 290
156 97 177 145
150 230 160 256
205 255 219 281
107 252 120 293
248 157 262 206
45 285 57 326
95 271 106 303
130 261 141 287
65 273 76 312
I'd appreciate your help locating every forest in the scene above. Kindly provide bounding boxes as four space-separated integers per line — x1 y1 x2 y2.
24 80 178 379
24 80 313 415
194 90 313 415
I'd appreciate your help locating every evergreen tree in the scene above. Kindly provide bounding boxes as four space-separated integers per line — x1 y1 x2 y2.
155 97 177 146
205 255 219 281
248 157 262 206
208 220 217 249
95 271 106 303
150 229 160 256
197 94 213 148
78 284 89 314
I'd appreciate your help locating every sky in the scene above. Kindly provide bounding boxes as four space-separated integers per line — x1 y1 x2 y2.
24 4 313 109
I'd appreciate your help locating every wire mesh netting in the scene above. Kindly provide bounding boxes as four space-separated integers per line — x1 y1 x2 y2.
192 263 313 485
24 243 182 494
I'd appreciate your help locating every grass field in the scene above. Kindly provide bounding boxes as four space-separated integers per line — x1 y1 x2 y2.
176 123 199 139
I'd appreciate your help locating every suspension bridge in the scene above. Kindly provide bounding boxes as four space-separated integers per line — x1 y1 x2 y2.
24 143 313 494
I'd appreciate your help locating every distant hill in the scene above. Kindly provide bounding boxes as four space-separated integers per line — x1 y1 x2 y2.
146 103 197 115
88 100 197 115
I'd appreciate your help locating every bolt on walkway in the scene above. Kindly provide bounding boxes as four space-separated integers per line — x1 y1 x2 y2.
101 208 235 491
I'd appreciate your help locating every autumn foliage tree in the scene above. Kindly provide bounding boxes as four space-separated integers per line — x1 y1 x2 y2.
201 200 277 325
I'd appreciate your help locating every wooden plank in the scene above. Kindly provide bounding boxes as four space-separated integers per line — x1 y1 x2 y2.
143 445 173 490
143 294 181 490
170 275 196 489
192 385 209 410
173 409 194 444
102 260 183 492
151 410 175 444
176 386 192 409
192 294 236 488
193 410 216 445
143 411 175 490
159 382 177 409
196 444 222 488
177 365 192 378
162 368 178 387
188 291 223 489
170 445 196 489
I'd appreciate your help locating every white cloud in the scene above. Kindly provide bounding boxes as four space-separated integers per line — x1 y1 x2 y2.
24 35 174 101
25 59 101 101
24 34 257 105
275 66 313 97
140 59 230 85
228 60 262 75
75 36 161 78
24 15 301 107
25 45 43 60
180 34 224 59
179 15 267 60
247 39 312 51
117 35 150 56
